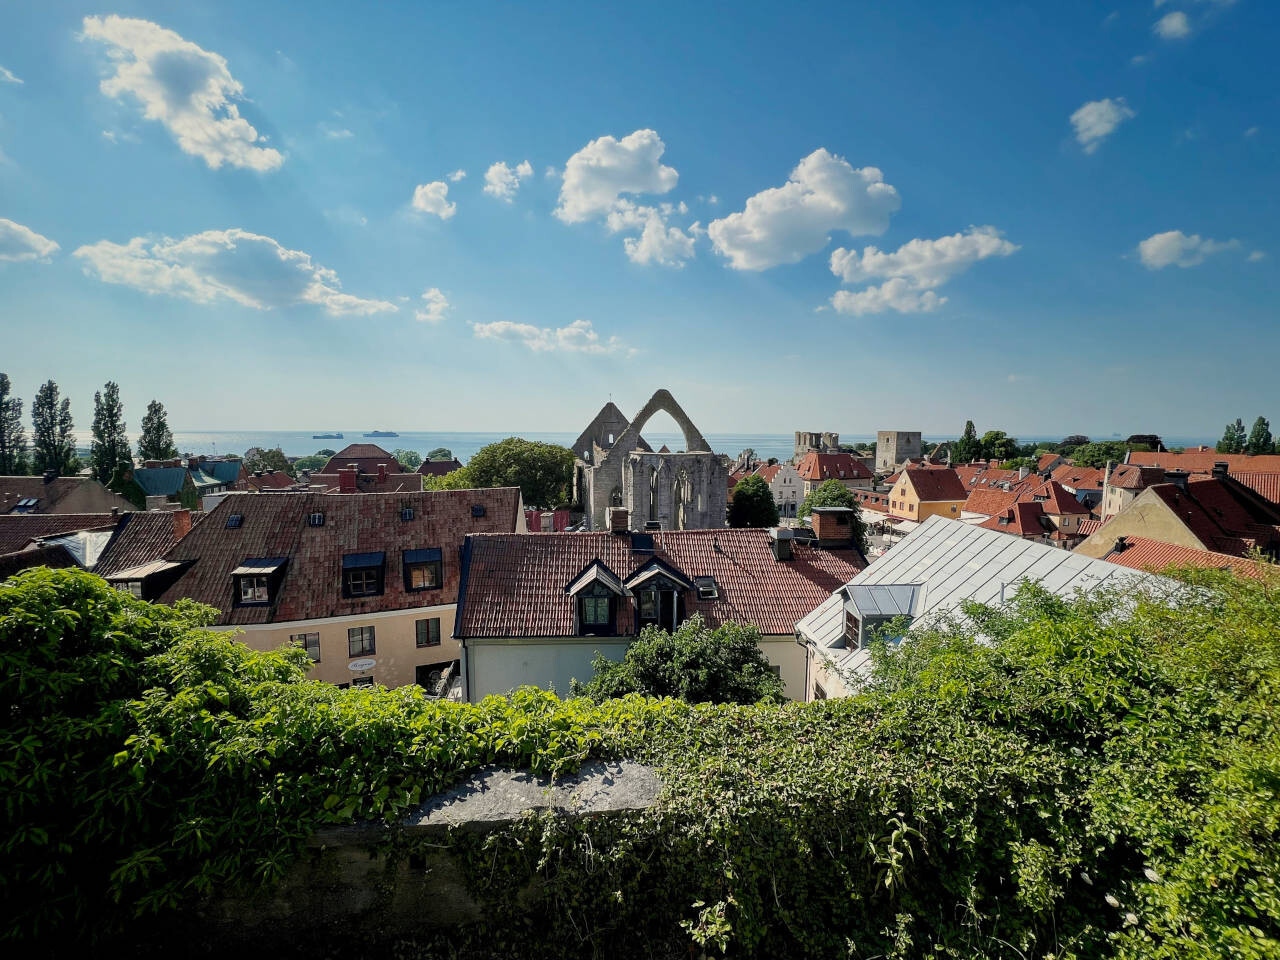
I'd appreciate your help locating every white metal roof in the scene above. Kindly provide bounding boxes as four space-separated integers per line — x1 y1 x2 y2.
797 515 1160 687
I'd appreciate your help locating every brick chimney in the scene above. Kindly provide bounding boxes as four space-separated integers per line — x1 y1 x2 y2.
1164 469 1190 491
338 466 358 493
607 506 629 534
811 506 855 547
172 508 193 540
1212 461 1229 480
377 463 387 482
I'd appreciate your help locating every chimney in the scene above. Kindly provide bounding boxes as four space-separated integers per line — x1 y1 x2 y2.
172 509 193 540
110 506 119 517
338 466 358 493
607 506 629 534
1164 469 1190 491
378 463 387 482
187 456 201 471
769 526 794 561
1212 461 1229 480
811 506 854 547
43 470 56 484
1113 535 1129 553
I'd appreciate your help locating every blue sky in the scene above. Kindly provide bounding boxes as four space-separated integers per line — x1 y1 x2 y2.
0 0 1275 439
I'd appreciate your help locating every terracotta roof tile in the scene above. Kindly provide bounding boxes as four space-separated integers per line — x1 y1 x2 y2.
1148 477 1280 557
417 458 464 477
0 513 119 554
1104 537 1273 581
457 528 864 638
1128 451 1280 474
902 468 968 502
95 511 188 577
795 452 872 482
320 443 408 475
158 488 523 625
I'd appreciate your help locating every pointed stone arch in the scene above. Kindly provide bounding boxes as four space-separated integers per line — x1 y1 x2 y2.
617 390 711 455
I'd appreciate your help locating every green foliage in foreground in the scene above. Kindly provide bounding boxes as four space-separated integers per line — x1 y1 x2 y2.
572 614 784 705
3 566 1280 958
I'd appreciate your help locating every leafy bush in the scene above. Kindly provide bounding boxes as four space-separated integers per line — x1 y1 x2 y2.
3 565 1280 958
572 614 784 704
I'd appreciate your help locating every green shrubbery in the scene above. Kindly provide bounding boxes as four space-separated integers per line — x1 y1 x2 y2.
3 565 1279 957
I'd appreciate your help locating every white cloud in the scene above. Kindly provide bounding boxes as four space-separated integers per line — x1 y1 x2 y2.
1247 250 1266 262
828 226 1018 316
447 168 466 182
606 200 696 267
72 228 395 315
473 318 629 355
1154 11 1191 38
1131 54 1150 66
411 181 456 220
708 148 901 270
81 15 283 172
0 219 59 262
831 280 944 316
323 126 353 140
483 159 534 201
1245 126 1259 138
1070 97 1136 153
830 225 1019 287
0 66 21 85
555 129 678 223
1136 230 1238 269
415 287 449 323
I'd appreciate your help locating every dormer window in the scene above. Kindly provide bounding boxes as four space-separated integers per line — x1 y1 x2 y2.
694 576 719 600
565 560 628 637
342 552 385 598
231 557 287 606
404 548 442 591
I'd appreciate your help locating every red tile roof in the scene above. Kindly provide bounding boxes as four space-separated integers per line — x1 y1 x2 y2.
0 513 119 554
1049 464 1107 492
0 542 81 578
0 476 136 514
245 470 298 491
1235 472 1280 505
1103 537 1273 581
1076 518 1105 537
1128 451 1280 474
456 528 864 638
1105 463 1166 491
95 511 188 577
1037 453 1062 472
963 488 1021 517
320 443 407 475
1022 480 1091 515
310 472 424 494
978 501 1049 538
902 468 968 502
795 452 872 482
417 458 464 477
1148 477 1280 556
753 463 784 483
157 488 524 625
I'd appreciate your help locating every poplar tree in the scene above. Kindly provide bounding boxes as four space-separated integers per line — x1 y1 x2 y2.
1246 416 1274 456
90 382 132 483
137 400 178 461
954 420 979 463
31 380 76 476
0 373 28 474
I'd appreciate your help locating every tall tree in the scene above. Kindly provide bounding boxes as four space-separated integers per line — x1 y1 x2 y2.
728 473 779 528
1217 418 1247 454
0 373 28 474
954 420 979 463
243 447 295 477
31 380 76 476
89 382 131 484
978 430 1018 462
465 437 575 507
1246 417 1274 456
137 400 178 461
392 448 423 470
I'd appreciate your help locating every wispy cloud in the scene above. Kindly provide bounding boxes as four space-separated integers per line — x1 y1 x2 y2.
473 318 631 355
0 65 22 85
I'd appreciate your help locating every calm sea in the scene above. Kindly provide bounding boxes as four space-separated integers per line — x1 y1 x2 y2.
156 430 1218 464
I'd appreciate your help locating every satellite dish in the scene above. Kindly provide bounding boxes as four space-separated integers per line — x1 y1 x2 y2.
348 658 376 672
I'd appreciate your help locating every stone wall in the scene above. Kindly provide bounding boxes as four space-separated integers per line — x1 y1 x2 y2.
189 761 661 948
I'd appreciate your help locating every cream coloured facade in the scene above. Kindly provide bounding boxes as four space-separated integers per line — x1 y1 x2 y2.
220 601 460 691
464 633 809 702
756 462 804 518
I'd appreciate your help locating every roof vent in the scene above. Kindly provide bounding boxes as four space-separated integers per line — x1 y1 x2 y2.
401 507 414 521
307 512 325 527
226 514 243 529
471 504 486 518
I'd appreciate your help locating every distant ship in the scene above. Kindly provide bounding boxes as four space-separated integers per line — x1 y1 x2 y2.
363 430 399 438
312 432 344 439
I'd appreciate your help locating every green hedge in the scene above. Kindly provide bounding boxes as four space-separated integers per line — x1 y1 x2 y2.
2 566 1278 957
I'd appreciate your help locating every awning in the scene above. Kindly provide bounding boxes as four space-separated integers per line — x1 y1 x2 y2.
231 557 288 576
341 551 385 569
403 548 442 564
890 520 920 534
